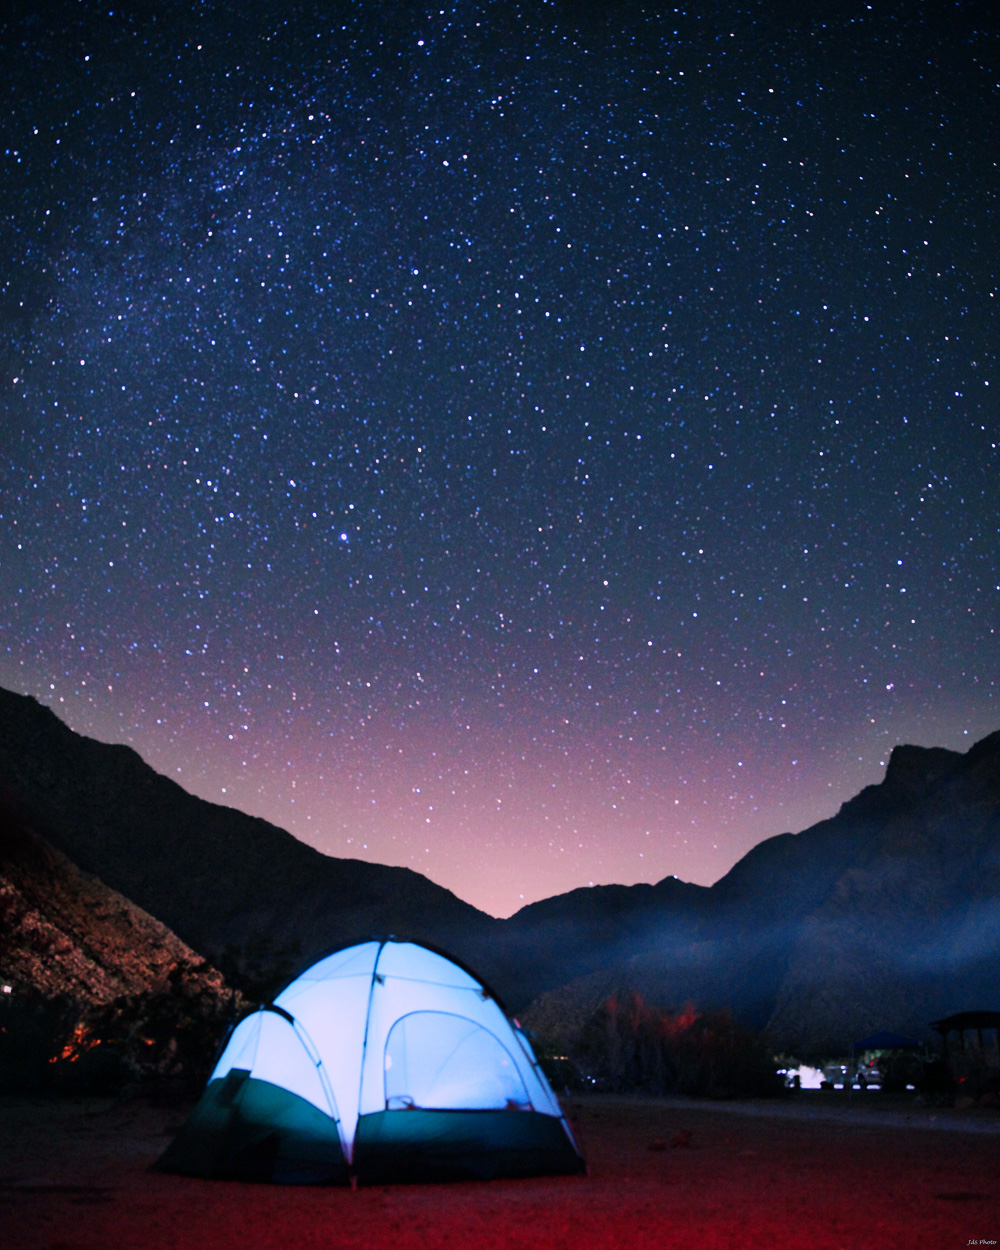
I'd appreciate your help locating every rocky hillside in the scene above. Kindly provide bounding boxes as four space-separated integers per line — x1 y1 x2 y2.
0 801 240 1093
0 803 227 1008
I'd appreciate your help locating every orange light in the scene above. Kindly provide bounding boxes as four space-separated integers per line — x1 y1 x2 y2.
50 1022 102 1064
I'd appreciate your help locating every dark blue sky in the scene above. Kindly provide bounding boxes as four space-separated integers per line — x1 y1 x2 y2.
2 0 997 915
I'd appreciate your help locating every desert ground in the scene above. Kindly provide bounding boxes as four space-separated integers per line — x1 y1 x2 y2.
2 1091 998 1250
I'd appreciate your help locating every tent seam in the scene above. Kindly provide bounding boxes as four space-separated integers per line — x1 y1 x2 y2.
353 938 387 1167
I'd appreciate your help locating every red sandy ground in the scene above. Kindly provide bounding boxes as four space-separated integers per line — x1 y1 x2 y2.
2 1092 998 1250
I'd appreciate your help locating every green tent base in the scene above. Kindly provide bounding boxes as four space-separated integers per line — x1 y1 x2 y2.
354 1108 587 1185
153 1071 348 1185
154 1075 584 1187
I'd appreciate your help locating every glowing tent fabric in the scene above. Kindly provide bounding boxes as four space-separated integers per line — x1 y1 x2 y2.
155 939 584 1185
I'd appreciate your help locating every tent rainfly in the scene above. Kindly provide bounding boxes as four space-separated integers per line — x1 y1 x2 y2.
155 938 585 1185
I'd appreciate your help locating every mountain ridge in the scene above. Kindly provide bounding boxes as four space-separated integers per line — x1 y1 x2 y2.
0 688 494 963
521 730 1000 1050
2 685 998 1047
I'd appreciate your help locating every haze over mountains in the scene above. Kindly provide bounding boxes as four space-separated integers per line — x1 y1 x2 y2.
1 685 997 1052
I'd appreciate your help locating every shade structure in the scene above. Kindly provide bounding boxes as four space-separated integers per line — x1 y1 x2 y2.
156 938 584 1185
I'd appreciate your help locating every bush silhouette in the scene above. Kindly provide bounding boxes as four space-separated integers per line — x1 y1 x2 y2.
0 967 238 1096
575 992 782 1098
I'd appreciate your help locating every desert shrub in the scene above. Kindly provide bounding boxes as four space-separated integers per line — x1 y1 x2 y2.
0 993 80 1092
74 972 237 1095
527 1036 590 1094
574 992 782 1099
218 933 303 1005
0 969 239 1096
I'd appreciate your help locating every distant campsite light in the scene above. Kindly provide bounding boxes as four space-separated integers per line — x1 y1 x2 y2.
2 984 11 994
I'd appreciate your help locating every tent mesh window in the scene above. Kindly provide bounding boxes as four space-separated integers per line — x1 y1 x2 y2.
383 1011 531 1111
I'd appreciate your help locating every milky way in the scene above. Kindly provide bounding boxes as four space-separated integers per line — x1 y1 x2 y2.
2 1 997 915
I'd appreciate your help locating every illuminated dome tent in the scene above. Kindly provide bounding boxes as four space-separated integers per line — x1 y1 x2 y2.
156 939 584 1185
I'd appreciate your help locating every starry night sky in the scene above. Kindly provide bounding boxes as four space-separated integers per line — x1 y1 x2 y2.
2 0 997 916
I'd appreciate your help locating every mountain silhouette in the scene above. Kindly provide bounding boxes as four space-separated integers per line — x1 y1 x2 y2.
2 685 997 1050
